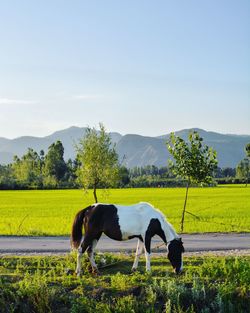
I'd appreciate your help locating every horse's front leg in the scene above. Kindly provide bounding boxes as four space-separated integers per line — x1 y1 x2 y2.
144 234 152 272
132 239 144 272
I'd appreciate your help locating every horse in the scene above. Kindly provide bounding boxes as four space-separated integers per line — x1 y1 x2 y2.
71 202 184 275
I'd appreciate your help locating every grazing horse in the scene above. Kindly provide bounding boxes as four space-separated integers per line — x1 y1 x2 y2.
71 202 184 275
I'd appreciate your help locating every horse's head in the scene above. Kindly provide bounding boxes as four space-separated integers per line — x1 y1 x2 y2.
167 238 185 274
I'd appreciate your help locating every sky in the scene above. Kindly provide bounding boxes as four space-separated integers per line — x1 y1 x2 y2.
0 0 249 138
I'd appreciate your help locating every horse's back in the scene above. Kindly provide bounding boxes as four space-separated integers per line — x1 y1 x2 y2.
89 202 167 241
115 202 162 240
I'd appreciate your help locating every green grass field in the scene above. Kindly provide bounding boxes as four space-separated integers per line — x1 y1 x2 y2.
0 254 249 312
0 185 249 236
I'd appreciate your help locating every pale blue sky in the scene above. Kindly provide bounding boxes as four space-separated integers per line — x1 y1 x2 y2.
0 0 249 138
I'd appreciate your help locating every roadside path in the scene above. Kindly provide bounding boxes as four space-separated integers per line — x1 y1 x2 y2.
0 233 249 254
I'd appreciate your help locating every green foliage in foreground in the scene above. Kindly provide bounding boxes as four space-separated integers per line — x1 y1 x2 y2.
0 186 250 236
0 254 249 313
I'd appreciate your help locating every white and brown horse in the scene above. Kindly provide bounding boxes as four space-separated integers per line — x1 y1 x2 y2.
71 202 184 275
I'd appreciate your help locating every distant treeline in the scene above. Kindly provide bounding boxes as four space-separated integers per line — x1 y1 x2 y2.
0 140 246 190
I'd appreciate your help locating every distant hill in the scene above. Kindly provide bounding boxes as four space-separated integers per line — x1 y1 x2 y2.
116 134 167 168
0 126 122 164
0 126 249 168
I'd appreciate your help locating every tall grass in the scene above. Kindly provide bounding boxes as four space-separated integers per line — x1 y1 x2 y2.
0 185 249 235
0 254 249 312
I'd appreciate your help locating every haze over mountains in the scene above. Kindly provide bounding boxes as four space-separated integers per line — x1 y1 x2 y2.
0 126 249 168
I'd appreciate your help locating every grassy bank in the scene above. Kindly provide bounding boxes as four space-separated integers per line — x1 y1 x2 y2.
0 185 249 235
0 254 249 313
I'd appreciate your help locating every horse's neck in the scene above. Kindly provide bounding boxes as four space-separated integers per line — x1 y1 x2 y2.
163 221 179 243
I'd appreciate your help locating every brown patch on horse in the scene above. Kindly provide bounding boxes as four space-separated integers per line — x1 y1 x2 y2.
85 204 123 241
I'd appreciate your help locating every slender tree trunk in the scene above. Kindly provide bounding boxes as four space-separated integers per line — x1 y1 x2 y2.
93 186 98 203
181 180 190 232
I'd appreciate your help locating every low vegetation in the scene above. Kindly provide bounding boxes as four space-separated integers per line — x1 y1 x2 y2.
0 186 249 236
0 253 249 313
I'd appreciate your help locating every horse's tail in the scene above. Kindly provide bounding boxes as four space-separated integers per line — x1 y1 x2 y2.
71 206 91 249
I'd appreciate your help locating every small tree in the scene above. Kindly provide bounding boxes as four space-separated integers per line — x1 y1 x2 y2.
236 143 250 187
118 166 130 187
12 148 43 188
76 123 119 202
43 141 67 186
167 131 217 232
236 158 250 186
245 143 250 158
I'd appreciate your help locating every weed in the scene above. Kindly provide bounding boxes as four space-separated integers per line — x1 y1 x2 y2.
18 271 52 313
110 272 132 290
0 254 249 312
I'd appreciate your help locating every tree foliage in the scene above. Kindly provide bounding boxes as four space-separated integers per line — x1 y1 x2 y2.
0 133 247 190
118 166 130 187
76 124 119 202
245 143 250 158
12 148 43 188
43 141 67 186
236 159 250 187
236 143 250 187
167 131 217 185
167 131 218 231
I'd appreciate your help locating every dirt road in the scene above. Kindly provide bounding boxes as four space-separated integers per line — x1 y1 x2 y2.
0 233 249 254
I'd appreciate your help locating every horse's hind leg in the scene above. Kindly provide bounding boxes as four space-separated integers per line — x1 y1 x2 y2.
75 235 93 276
76 249 82 276
132 239 144 272
87 235 101 275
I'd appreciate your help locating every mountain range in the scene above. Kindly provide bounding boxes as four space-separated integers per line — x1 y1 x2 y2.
0 126 249 168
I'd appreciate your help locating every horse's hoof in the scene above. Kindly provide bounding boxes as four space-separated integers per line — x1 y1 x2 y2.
75 271 81 277
92 269 101 276
131 268 137 273
65 268 74 275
